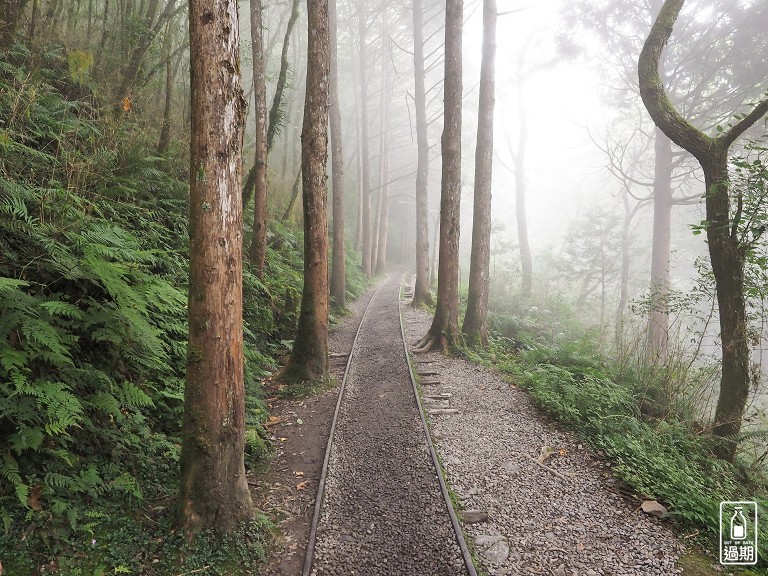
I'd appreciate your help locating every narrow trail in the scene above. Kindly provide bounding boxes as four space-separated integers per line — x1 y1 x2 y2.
307 272 471 576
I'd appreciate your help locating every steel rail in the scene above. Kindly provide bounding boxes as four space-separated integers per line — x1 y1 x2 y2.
398 272 479 576
301 277 388 576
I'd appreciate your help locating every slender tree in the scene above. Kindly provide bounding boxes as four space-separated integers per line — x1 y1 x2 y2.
242 0 300 209
282 0 330 382
328 0 345 307
416 0 462 351
463 0 496 345
639 0 768 461
179 0 253 532
358 0 373 276
0 0 30 49
412 0 432 305
248 0 269 276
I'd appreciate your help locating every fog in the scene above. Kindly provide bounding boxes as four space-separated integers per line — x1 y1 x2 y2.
238 0 768 418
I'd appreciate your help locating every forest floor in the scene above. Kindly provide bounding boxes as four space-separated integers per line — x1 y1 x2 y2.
254 273 736 576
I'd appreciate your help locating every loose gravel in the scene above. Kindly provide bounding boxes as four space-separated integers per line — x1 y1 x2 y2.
400 275 683 576
310 273 467 576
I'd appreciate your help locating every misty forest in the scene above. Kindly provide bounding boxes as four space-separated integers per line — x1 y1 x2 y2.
1 0 767 574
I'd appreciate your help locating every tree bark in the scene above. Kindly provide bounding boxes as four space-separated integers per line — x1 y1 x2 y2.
373 27 390 275
328 0 345 307
514 78 532 299
412 0 432 305
242 0 300 210
282 168 302 220
358 1 372 276
647 127 673 360
416 0 462 352
179 0 253 533
462 0 496 346
282 0 330 383
639 0 768 461
248 0 268 277
114 0 180 108
268 0 300 151
0 0 30 49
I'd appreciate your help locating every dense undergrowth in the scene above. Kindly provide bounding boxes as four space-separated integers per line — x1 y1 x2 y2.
0 45 363 574
472 305 768 571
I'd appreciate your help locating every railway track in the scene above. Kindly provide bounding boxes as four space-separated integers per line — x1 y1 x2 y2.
302 271 477 576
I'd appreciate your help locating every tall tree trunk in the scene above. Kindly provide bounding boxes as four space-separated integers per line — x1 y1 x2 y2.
372 28 389 275
179 0 253 533
115 0 180 108
282 168 302 220
248 0 268 277
412 0 432 305
358 1 372 276
328 0 345 307
416 0 462 352
243 0 300 209
268 0 300 150
375 177 390 274
639 0 768 461
514 79 533 299
157 21 182 155
463 0 496 346
282 0 330 382
647 127 673 360
0 0 30 49
352 59 363 252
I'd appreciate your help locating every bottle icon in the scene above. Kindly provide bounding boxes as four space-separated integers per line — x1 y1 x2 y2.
730 507 747 540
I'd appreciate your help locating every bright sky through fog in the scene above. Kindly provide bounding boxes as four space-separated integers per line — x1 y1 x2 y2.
462 0 614 251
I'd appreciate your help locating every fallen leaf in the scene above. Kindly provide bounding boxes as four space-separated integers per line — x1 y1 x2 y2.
641 500 668 518
559 448 568 456
294 471 304 477
296 418 303 425
296 481 308 490
537 446 555 464
122 96 132 111
278 437 287 442
265 416 282 427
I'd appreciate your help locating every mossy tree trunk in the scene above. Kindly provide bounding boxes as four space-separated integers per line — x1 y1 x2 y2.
179 0 253 533
328 0 345 308
248 0 268 277
416 0 462 352
412 0 432 306
463 0 496 346
639 0 768 461
282 0 330 383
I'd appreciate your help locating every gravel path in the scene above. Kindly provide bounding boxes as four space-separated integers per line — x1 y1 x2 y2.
311 272 467 576
400 276 683 576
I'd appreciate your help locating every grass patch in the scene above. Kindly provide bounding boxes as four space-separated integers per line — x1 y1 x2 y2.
470 332 768 571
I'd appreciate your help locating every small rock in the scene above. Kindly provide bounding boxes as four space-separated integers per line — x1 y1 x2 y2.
501 461 520 473
475 534 505 546
483 539 510 564
641 500 668 518
463 510 489 524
